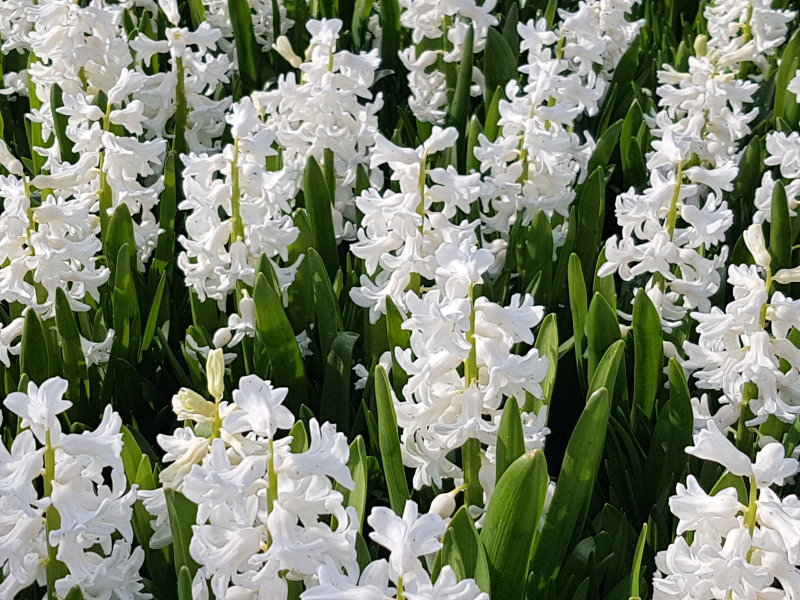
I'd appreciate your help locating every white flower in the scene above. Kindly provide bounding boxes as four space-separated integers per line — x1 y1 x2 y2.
224 375 294 439
368 500 446 583
4 378 71 443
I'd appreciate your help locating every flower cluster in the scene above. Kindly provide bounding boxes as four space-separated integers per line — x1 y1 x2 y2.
0 378 145 600
601 0 795 325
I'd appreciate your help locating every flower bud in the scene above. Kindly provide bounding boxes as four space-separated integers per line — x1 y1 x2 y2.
693 34 707 57
213 327 232 349
743 224 771 270
206 348 225 401
429 491 457 520
274 36 302 68
173 388 216 423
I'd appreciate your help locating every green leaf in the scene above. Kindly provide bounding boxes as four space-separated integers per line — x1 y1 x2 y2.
588 340 624 402
309 247 343 359
178 565 193 600
55 287 88 405
620 100 643 174
320 331 359 434
153 151 178 274
586 292 620 383
339 436 368 532
165 489 200 579
770 181 792 274
379 0 401 76
496 397 525 484
632 289 662 422
105 203 137 278
50 84 77 164
447 24 474 172
531 388 611 594
776 30 800 125
304 156 339 280
374 365 409 514
386 297 410 395
188 0 206 28
466 115 483 174
21 301 50 386
438 507 491 593
253 272 308 410
140 271 167 358
228 0 261 93
112 244 141 365
568 253 588 391
522 211 553 306
352 0 376 48
289 420 309 453
484 87 503 142
65 586 85 600
574 168 606 291
586 119 622 175
527 313 558 412
483 28 518 106
480 449 549 600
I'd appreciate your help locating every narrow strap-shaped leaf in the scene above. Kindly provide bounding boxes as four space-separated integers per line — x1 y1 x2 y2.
253 272 308 410
531 388 611 594
319 331 359 435
586 292 620 383
165 489 200 579
228 0 261 93
483 28 518 107
574 168 606 291
21 302 50 386
480 449 548 600
632 289 662 422
586 119 622 175
153 151 178 274
588 340 624 402
484 87 503 142
309 247 343 359
386 297 410 396
496 397 525 484
568 253 588 392
770 181 792 275
105 203 137 279
337 436 368 532
374 365 409 514
304 156 339 279
112 244 141 365
55 288 88 405
50 84 77 164
140 271 167 358
526 313 558 413
447 24 474 172
178 565 193 600
442 507 491 593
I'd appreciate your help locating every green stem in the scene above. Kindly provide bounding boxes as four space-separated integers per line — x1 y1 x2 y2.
175 56 188 156
409 155 428 295
462 284 482 507
735 382 758 459
99 104 113 237
44 429 65 600
665 160 684 240
397 576 405 600
230 139 246 243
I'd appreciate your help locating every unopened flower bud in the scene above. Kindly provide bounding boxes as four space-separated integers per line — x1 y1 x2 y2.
275 36 302 68
743 224 771 270
206 348 225 401
173 388 216 423
693 34 707 57
213 327 232 349
429 491 457 519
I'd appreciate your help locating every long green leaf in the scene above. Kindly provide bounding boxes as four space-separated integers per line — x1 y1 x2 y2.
496 397 525 484
586 292 620 383
480 449 548 600
228 0 261 93
483 27 518 105
304 156 339 279
531 388 611 594
165 489 200 579
632 289 662 422
374 365 409 514
21 303 50 386
320 331 359 434
55 288 88 405
253 272 308 410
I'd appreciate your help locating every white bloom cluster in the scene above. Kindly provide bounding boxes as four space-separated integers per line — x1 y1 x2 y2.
142 351 359 599
754 130 800 224
256 18 383 240
394 271 548 490
178 97 299 307
683 224 800 424
476 0 644 235
600 0 795 325
654 424 800 600
130 6 232 154
350 126 484 321
303 499 488 600
0 378 146 600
